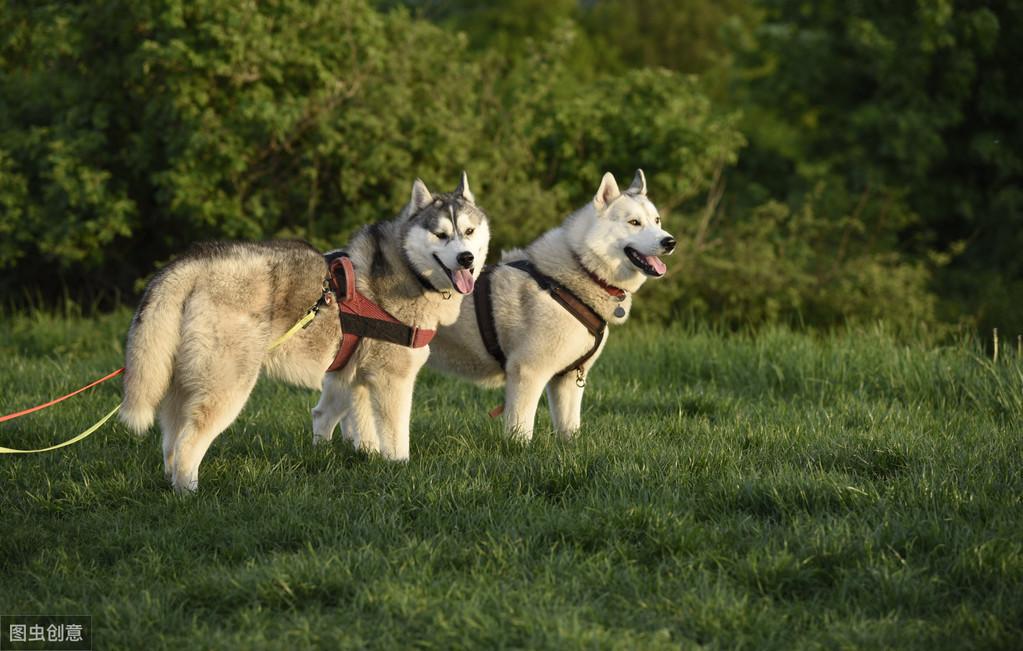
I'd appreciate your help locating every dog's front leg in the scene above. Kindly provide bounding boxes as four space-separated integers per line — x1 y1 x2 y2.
503 361 548 441
311 372 349 445
546 371 584 439
340 412 360 449
346 383 380 453
371 373 415 461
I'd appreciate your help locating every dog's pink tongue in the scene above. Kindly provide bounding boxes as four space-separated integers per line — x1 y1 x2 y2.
453 268 475 294
644 254 667 275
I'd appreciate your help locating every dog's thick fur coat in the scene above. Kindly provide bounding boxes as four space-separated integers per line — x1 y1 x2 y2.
121 175 489 491
428 170 674 440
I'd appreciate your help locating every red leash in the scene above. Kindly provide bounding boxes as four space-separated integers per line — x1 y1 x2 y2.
0 367 125 424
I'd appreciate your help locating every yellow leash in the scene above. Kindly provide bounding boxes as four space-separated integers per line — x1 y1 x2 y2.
268 308 318 351
0 404 121 454
1 306 321 455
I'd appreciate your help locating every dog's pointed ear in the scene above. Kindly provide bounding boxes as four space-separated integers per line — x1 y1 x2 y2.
454 170 475 204
410 178 433 213
626 169 647 196
593 172 620 211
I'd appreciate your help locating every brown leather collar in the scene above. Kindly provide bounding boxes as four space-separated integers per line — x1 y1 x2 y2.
572 252 626 299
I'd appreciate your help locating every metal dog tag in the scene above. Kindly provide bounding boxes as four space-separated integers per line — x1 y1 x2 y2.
614 306 626 318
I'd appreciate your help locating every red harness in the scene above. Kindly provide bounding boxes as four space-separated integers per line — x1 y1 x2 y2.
324 253 436 372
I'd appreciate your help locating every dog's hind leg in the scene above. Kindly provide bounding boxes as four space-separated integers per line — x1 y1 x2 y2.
168 316 263 492
157 382 188 482
170 367 260 493
503 361 548 441
546 372 584 439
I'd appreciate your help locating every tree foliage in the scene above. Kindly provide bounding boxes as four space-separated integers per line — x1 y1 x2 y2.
732 0 1022 333
1 1 483 296
1 0 1018 335
0 0 740 314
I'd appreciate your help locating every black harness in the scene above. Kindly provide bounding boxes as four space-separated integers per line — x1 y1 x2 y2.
474 260 606 386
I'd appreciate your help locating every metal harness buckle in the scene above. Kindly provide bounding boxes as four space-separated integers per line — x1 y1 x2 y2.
575 367 586 388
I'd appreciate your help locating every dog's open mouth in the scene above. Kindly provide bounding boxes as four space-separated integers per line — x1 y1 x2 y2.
625 246 667 277
433 254 475 294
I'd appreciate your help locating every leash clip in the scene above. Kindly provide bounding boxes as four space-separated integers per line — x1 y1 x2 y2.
302 306 318 329
302 292 329 329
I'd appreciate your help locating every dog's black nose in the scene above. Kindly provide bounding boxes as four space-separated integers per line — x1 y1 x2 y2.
661 236 677 253
456 251 475 269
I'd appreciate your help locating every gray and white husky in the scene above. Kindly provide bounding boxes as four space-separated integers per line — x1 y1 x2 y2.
120 174 490 491
427 170 674 440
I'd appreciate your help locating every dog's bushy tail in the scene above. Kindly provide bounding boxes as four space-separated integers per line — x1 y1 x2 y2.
119 266 193 434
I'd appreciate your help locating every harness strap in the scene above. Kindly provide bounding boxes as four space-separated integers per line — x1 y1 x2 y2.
565 324 604 379
474 266 506 368
324 250 435 373
476 259 606 379
340 313 432 348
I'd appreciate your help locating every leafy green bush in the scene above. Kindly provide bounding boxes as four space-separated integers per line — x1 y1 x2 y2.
729 0 1023 335
0 1 486 290
642 194 938 335
0 2 735 290
0 0 947 335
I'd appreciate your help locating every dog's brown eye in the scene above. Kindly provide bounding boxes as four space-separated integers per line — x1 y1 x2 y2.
464 228 475 236
628 219 641 227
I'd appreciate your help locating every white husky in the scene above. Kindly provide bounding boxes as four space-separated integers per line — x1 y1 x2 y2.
427 170 675 440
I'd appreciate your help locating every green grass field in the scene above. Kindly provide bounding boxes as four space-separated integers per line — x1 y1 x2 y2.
1 310 1021 649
